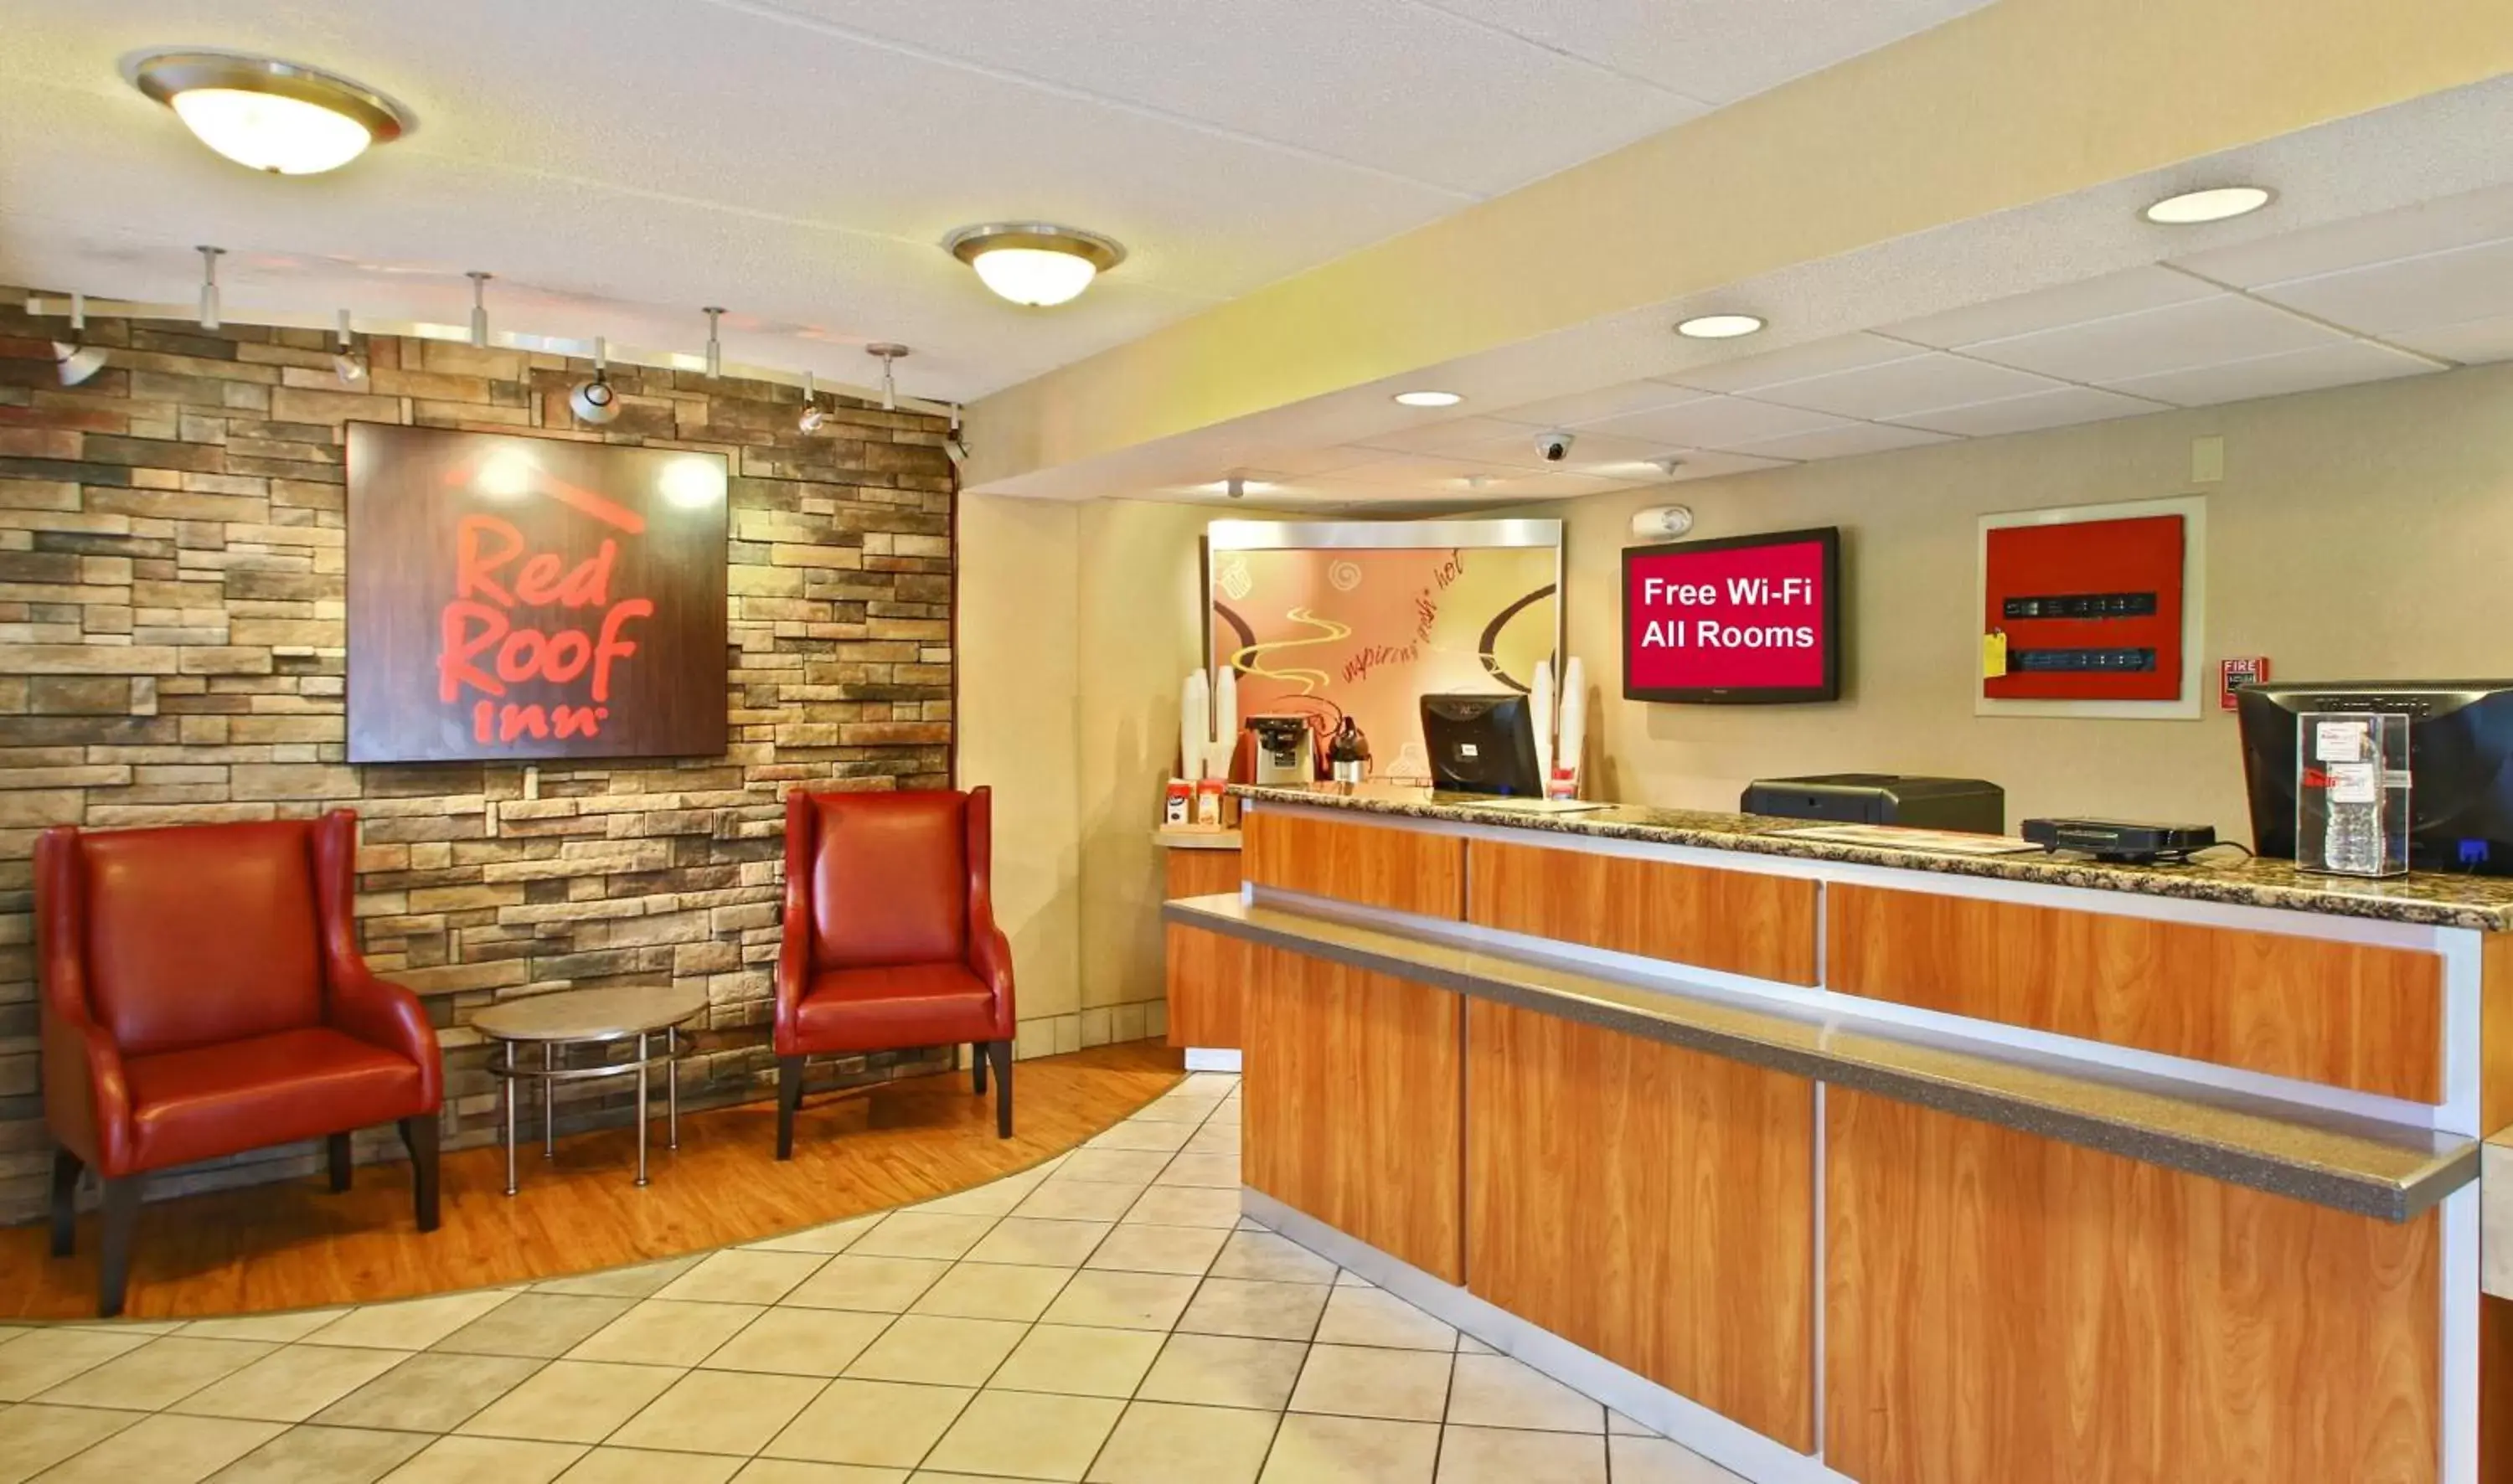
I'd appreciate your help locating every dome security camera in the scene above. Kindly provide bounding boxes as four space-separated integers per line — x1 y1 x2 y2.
1535 430 1576 462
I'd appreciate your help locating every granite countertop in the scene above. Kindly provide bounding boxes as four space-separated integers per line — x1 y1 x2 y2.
1231 782 2513 932
1169 892 2476 1222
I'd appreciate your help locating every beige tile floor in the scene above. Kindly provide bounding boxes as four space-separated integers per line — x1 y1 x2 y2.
0 1073 1747 1483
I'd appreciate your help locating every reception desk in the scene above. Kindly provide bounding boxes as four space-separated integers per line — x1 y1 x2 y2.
1167 783 2513 1484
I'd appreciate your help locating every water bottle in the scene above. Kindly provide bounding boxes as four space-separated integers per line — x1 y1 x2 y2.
2323 762 2382 874
2325 796 2382 874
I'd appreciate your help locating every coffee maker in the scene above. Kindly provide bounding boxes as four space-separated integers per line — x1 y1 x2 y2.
1246 715 1317 785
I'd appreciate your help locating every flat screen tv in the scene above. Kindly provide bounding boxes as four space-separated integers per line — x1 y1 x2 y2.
1623 526 1841 704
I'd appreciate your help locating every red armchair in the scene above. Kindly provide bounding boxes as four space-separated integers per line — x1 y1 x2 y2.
777 787 1016 1157
38 811 444 1316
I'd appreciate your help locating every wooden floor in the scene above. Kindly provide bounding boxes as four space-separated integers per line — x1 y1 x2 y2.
1 1041 1184 1322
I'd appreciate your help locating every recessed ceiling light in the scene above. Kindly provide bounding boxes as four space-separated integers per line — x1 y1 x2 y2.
2144 186 2273 224
1675 313 1765 340
944 223 1127 307
128 50 412 175
1392 390 1463 408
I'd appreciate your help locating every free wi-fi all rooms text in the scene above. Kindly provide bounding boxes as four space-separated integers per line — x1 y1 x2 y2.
1635 575 1819 650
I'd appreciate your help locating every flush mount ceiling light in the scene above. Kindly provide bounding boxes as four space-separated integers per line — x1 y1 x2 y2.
128 50 412 175
2144 185 2274 224
1392 390 1463 408
1675 312 1765 340
944 223 1126 307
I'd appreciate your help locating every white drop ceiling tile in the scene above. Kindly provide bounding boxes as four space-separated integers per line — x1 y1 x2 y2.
1324 454 1622 497
757 0 1705 196
1883 267 2218 350
1449 429 1691 475
2392 312 2513 364
1660 449 1799 480
1484 382 1711 429
1961 294 2340 384
1886 385 2165 438
1587 394 1851 449
2247 235 2513 337
1725 420 1954 462
1664 333 1920 394
1749 352 2064 420
1349 416 1553 456
2103 341 2439 408
1416 0 1996 104
2167 183 2513 288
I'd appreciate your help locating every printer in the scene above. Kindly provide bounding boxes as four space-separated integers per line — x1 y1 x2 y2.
1741 773 2005 834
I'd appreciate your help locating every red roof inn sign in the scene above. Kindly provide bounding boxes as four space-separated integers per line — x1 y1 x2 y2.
347 423 729 763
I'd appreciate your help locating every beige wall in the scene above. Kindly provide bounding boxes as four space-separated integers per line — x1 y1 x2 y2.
958 494 1211 1056
1546 362 2513 834
956 495 1083 1056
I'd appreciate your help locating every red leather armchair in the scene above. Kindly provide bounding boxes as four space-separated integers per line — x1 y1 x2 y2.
777 787 1016 1157
38 811 444 1316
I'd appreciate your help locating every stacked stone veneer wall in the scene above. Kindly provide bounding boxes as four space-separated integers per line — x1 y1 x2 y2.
0 291 959 1223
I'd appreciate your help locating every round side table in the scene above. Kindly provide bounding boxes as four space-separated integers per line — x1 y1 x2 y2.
471 986 707 1193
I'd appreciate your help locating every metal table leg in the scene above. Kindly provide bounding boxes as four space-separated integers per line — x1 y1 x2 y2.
634 1030 651 1188
542 1042 556 1159
502 1039 519 1197
668 1028 681 1152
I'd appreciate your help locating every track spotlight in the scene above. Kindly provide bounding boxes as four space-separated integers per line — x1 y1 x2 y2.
568 336 621 425
703 307 725 379
798 371 827 434
196 245 224 329
943 405 969 468
53 292 107 387
467 271 491 348
866 343 908 411
331 308 365 384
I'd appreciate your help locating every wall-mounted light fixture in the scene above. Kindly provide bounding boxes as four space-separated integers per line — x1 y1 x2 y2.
866 343 909 410
196 245 224 329
54 292 107 386
569 337 620 425
332 308 366 384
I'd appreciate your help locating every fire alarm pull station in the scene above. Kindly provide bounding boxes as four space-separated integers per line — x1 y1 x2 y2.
2220 656 2270 711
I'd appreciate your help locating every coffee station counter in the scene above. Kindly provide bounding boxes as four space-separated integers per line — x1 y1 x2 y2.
1164 781 2510 1484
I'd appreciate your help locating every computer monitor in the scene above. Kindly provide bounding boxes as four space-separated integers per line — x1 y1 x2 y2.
1420 693 1545 797
2236 680 2513 873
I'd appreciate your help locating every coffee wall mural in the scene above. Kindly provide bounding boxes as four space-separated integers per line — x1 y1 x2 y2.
347 423 730 762
1207 519 1560 785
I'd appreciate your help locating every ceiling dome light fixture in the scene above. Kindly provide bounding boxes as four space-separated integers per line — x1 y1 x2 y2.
1392 390 1463 408
2144 185 2274 224
128 50 412 175
1675 313 1765 340
944 223 1126 307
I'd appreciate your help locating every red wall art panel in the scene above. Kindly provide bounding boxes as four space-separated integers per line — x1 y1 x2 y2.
347 423 729 763
1981 511 2184 703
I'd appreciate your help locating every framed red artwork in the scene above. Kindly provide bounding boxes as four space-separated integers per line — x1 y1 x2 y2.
347 423 729 763
1981 508 2188 707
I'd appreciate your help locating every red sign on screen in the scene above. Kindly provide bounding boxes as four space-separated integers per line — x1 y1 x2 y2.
1623 528 1840 703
